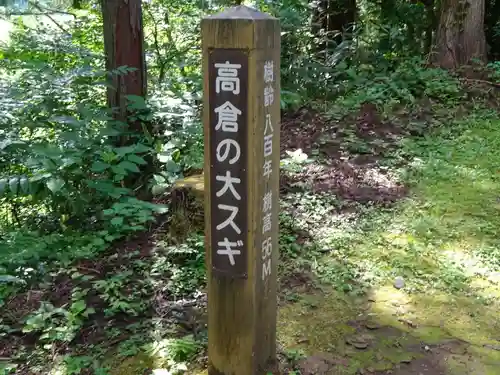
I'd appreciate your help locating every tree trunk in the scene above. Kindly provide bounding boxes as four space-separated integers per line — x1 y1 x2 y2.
101 0 146 127
379 0 396 52
485 0 500 58
463 0 487 63
327 0 356 46
433 0 487 69
311 0 356 52
424 1 437 55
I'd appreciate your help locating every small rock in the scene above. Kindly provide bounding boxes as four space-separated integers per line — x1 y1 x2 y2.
346 335 370 350
297 356 331 375
398 317 417 328
393 276 405 289
364 321 381 330
484 344 500 351
152 370 171 375
353 341 369 349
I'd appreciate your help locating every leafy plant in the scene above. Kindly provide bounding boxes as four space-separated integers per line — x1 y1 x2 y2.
22 299 94 343
102 197 168 236
93 269 147 316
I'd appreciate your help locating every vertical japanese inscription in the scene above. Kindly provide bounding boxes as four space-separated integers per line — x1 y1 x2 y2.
209 49 249 278
260 58 278 283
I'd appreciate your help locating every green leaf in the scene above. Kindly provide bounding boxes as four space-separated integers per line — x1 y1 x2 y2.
29 181 41 195
114 146 136 157
0 139 26 151
157 153 170 163
134 143 151 153
91 161 110 172
152 184 168 196
152 204 169 214
126 95 147 110
100 127 122 137
30 173 51 182
0 275 26 284
19 177 29 194
9 177 18 195
163 141 176 151
71 300 87 314
42 159 57 170
110 216 124 226
60 131 82 142
127 154 147 165
46 178 65 193
85 307 96 315
93 238 106 246
111 165 127 175
50 115 81 126
153 174 166 183
0 178 7 195
118 161 140 173
165 160 181 173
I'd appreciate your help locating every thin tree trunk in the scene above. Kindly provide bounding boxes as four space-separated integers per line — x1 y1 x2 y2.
485 0 500 57
379 0 396 52
327 0 356 46
311 0 356 53
101 0 152 195
424 1 436 56
101 0 147 128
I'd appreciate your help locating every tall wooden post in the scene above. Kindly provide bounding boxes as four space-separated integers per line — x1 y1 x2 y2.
202 6 280 375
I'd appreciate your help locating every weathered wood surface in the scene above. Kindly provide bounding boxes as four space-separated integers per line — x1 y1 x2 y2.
201 6 281 375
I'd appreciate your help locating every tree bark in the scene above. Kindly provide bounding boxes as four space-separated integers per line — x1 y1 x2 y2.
433 0 487 69
463 0 487 63
485 0 500 57
327 0 356 45
424 0 437 55
311 0 356 52
101 0 146 127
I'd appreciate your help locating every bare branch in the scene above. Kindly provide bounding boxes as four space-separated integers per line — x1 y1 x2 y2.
28 0 70 34
29 1 76 17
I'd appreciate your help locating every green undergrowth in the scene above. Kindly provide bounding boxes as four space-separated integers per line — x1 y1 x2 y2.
2 97 500 374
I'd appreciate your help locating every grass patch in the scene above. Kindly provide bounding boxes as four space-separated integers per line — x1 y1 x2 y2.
310 109 500 296
275 106 500 374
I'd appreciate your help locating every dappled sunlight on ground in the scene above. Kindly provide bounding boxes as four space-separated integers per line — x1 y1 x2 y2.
275 113 500 373
278 284 500 374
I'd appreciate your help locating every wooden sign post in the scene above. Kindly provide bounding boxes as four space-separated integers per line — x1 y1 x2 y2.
202 6 281 375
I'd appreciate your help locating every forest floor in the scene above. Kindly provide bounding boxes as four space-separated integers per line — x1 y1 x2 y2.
275 100 500 375
2 87 500 375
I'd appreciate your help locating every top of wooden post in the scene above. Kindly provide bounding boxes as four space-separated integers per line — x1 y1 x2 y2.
204 5 277 20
